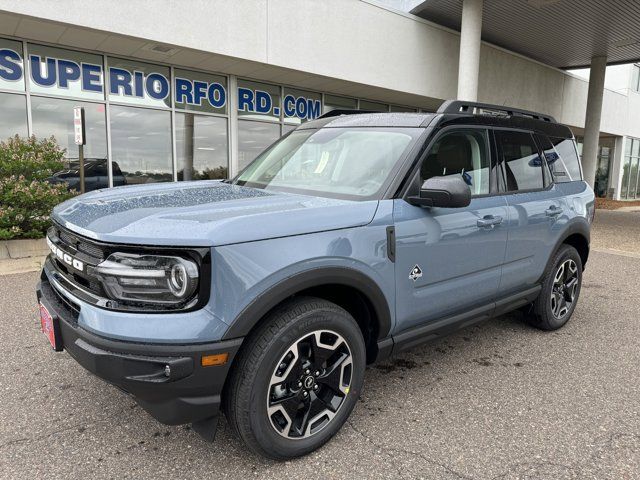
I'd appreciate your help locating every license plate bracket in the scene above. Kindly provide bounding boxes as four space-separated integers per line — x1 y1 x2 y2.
39 302 63 351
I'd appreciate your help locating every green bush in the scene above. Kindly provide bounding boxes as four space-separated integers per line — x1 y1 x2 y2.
0 135 76 240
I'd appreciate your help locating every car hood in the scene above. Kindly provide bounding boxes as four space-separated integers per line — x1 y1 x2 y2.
51 181 379 247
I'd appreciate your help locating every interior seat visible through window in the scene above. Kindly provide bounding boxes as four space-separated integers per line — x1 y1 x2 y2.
420 130 490 196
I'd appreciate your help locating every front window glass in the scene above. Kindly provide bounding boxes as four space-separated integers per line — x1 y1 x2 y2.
107 58 171 108
109 105 172 184
176 113 228 180
420 130 490 196
29 44 104 100
237 79 280 122
0 38 25 92
234 127 421 199
359 100 389 112
174 68 227 115
323 95 357 113
31 97 108 191
237 119 281 171
496 130 544 191
0 92 28 140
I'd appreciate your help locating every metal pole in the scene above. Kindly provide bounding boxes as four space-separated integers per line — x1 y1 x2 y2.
78 144 85 194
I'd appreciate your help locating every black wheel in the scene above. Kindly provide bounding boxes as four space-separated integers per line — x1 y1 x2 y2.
224 297 366 459
527 244 582 331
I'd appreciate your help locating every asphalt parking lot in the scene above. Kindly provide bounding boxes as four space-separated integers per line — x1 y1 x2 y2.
1 209 639 479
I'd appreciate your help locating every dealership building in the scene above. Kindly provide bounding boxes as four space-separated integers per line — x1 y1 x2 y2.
1 0 640 199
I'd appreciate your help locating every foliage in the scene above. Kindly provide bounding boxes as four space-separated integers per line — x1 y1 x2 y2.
0 135 76 240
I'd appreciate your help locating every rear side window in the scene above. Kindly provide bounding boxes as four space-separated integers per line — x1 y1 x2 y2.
537 135 583 182
495 130 544 191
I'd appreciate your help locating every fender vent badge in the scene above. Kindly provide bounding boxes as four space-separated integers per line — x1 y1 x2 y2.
409 264 423 281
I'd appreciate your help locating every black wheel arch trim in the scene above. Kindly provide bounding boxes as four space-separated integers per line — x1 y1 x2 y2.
539 219 590 283
222 267 392 341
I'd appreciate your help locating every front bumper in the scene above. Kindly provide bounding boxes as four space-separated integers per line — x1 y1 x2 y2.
36 269 242 431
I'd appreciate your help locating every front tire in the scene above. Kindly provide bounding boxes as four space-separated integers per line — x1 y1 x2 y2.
224 297 366 459
527 244 583 331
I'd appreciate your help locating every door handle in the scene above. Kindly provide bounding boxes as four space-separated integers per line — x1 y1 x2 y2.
477 215 503 228
545 206 563 217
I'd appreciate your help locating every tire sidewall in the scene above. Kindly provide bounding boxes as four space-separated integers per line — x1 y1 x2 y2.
538 245 583 329
245 306 366 458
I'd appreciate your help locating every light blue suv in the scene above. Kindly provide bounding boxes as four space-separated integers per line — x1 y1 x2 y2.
37 101 594 459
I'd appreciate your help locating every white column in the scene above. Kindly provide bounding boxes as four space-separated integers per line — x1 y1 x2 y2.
457 0 483 101
581 55 608 188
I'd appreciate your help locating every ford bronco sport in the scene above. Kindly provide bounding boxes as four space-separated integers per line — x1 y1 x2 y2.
37 100 594 459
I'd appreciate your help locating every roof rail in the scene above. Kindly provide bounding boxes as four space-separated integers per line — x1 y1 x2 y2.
317 109 383 119
437 100 556 123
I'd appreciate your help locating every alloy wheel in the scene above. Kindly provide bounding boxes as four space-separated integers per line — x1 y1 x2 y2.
266 330 352 439
550 259 579 319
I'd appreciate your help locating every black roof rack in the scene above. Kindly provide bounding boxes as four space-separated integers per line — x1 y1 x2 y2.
437 100 556 123
317 109 383 119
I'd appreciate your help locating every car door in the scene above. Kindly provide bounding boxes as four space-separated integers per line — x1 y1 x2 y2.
494 129 565 294
393 128 509 333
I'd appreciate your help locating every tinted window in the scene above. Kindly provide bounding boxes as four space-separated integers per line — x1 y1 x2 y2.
421 129 490 196
547 136 582 182
496 131 544 191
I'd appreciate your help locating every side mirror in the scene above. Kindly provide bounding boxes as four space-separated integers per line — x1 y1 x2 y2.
408 175 471 208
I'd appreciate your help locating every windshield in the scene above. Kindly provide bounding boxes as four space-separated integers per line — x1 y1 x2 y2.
233 127 423 200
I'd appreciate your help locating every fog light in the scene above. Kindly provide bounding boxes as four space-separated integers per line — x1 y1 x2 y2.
201 353 228 367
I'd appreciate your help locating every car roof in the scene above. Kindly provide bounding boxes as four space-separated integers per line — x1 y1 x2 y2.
299 112 435 129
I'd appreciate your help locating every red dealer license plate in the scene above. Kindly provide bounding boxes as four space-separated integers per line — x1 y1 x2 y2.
39 303 62 351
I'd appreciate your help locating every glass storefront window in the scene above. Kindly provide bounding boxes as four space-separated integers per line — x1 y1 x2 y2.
174 69 227 115
238 119 280 171
323 94 357 113
110 105 172 184
28 44 104 101
390 105 417 113
359 100 389 112
0 92 28 140
176 113 228 180
283 87 321 125
621 137 640 200
237 79 281 122
0 38 25 92
31 97 108 191
108 58 171 109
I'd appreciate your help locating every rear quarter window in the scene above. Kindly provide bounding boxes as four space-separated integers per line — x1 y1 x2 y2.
538 135 583 183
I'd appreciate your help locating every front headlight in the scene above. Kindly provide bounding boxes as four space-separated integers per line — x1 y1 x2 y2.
92 252 199 309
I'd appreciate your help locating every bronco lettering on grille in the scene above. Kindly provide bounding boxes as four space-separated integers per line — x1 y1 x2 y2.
46 236 84 272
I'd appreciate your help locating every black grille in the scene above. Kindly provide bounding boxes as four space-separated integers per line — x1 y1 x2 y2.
40 274 80 324
48 225 107 298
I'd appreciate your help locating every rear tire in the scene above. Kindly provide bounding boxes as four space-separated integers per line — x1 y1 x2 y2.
526 244 583 331
224 296 366 459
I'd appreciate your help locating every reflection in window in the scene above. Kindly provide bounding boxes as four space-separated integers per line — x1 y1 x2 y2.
421 130 490 196
31 97 108 191
238 120 281 171
323 94 357 114
359 100 389 112
110 105 172 184
176 113 228 181
496 131 544 191
0 93 28 140
390 105 418 113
